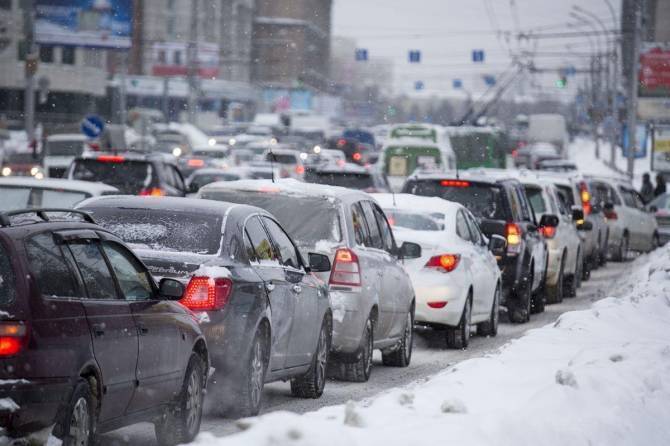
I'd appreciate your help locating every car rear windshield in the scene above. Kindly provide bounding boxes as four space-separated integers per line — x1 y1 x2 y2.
384 209 444 231
88 208 223 255
266 153 297 164
6 153 39 164
304 171 373 190
201 190 343 246
46 140 84 156
193 150 226 159
404 180 508 220
0 243 16 308
71 159 154 194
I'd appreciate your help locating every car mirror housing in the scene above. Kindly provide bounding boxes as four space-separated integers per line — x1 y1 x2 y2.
399 241 422 259
539 214 560 228
159 278 185 300
488 234 507 257
649 205 658 213
308 252 331 273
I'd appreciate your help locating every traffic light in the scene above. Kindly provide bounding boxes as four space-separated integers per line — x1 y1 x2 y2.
555 75 567 88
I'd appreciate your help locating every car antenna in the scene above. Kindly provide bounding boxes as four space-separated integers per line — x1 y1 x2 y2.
269 148 275 183
392 189 397 207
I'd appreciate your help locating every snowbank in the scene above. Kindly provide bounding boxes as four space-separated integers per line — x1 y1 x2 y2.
191 246 670 446
569 137 648 189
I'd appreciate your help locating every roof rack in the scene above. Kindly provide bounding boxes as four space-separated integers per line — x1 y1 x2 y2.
0 209 96 227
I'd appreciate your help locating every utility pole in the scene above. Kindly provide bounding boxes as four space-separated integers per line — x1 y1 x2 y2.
119 51 128 125
22 0 37 144
610 43 619 168
187 0 199 124
626 0 641 178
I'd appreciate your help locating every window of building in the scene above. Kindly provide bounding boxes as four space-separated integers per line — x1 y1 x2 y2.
0 0 12 11
62 46 76 65
39 45 54 63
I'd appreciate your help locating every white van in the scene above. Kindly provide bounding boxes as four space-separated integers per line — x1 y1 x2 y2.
527 114 569 156
43 134 88 178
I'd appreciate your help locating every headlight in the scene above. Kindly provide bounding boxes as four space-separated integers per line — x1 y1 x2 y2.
172 147 182 157
229 138 236 146
313 145 322 154
208 138 216 146
270 138 278 145
34 172 44 180
30 166 40 176
300 152 308 160
1 167 11 176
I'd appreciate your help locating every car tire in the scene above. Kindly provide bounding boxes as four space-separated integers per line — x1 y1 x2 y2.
155 354 205 446
382 308 414 367
291 316 332 398
508 274 532 324
477 285 500 337
332 317 374 382
446 296 471 349
582 255 592 281
651 233 660 252
233 327 268 417
546 254 565 304
574 250 583 289
599 232 609 266
613 234 629 262
57 379 96 446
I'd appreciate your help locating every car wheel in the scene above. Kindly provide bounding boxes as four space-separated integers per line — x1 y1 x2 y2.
599 232 609 266
291 316 332 398
382 308 414 367
446 296 471 349
332 317 374 382
232 327 268 417
614 234 629 262
155 354 205 446
546 254 565 304
582 254 592 281
477 285 500 337
652 233 660 251
58 379 96 446
574 250 583 289
508 274 532 323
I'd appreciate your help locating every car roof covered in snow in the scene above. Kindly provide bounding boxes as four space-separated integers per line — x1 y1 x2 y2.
0 177 118 195
371 193 461 217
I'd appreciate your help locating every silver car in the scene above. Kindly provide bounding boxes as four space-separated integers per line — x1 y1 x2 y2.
198 179 420 382
520 177 586 304
647 192 670 245
587 176 659 260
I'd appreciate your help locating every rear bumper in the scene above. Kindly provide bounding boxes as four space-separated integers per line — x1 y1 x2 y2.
329 289 369 355
412 270 468 327
545 246 563 287
0 378 70 436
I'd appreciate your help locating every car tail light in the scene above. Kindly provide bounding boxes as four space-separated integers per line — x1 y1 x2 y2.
329 248 361 286
337 139 347 147
97 155 125 163
506 223 522 254
604 208 618 220
188 159 205 167
427 301 448 309
0 322 28 357
579 182 592 215
295 165 305 175
440 180 470 187
352 152 362 161
139 187 166 196
511 149 518 158
180 277 233 311
425 254 460 272
540 225 557 239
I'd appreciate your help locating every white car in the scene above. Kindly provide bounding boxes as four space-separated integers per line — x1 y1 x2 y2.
43 133 88 178
0 177 118 211
373 193 504 349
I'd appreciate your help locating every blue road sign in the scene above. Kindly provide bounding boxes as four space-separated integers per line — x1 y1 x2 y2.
483 74 496 86
414 81 425 91
472 49 485 63
81 115 105 139
409 50 421 63
355 49 368 61
452 79 463 89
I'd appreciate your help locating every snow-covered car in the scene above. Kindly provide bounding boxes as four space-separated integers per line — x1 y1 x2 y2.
519 176 586 304
264 148 306 179
185 167 254 194
587 176 659 260
0 177 118 211
373 193 504 348
198 179 422 382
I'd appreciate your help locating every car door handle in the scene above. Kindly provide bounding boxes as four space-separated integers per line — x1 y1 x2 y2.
292 285 302 294
266 282 275 292
92 323 105 337
137 323 149 335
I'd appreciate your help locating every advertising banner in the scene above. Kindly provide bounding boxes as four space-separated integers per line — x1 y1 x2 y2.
35 0 133 49
151 42 220 78
640 43 670 98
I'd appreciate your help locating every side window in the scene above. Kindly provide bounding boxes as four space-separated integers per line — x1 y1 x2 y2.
373 206 395 253
262 217 300 269
351 202 370 246
609 185 622 205
632 191 646 209
102 242 154 301
555 190 570 216
245 215 277 263
516 187 533 222
456 210 472 242
506 186 521 221
25 233 79 298
67 241 118 300
171 166 185 191
464 211 483 245
619 187 636 208
361 201 383 249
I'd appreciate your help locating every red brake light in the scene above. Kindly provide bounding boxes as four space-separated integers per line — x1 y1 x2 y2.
0 322 28 357
604 209 618 220
579 182 592 215
97 155 125 163
295 165 305 175
180 277 232 311
427 301 448 309
440 180 470 187
352 152 362 161
506 223 522 255
511 149 518 158
188 159 205 167
337 139 347 147
425 254 460 272
329 248 361 286
139 187 166 196
540 225 557 239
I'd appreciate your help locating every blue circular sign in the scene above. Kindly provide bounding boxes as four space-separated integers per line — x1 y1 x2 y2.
81 115 105 139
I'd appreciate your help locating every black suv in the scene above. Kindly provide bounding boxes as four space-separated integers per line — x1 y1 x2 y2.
402 171 552 323
66 152 187 196
77 196 333 417
0 209 208 446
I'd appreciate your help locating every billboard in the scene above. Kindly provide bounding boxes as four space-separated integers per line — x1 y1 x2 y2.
35 0 132 49
639 43 670 98
151 42 219 78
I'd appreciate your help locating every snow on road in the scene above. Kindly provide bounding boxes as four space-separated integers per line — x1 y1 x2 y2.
191 246 670 446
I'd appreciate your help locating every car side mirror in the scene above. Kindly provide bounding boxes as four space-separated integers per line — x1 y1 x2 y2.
308 252 331 272
603 202 615 212
649 205 658 213
158 278 185 300
399 241 422 259
188 182 200 194
487 234 507 257
572 208 585 221
577 220 593 231
539 214 559 228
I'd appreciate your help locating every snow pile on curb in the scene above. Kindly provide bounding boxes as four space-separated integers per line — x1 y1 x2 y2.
192 247 670 446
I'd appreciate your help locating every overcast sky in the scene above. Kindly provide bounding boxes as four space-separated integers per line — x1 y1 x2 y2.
332 0 620 99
